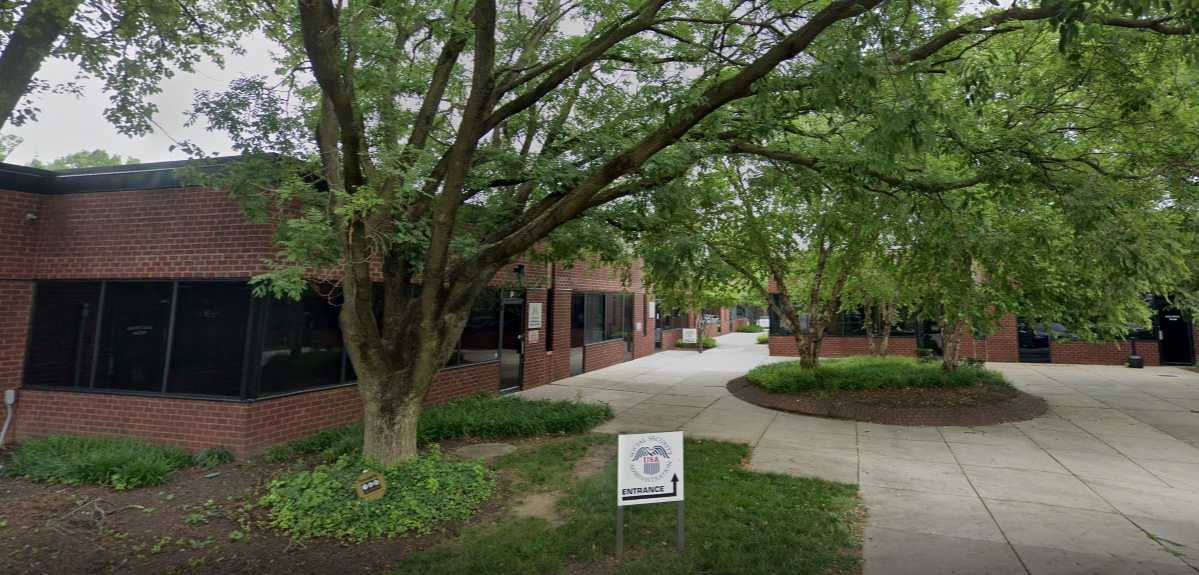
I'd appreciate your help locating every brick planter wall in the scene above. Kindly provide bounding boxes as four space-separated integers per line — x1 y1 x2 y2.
660 328 683 350
1049 340 1159 366
583 339 626 372
987 316 1020 362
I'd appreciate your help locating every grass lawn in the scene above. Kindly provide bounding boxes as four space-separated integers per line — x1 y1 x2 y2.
266 394 612 462
748 356 1008 393
394 437 862 575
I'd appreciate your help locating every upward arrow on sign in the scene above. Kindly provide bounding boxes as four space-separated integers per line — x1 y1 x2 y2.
621 474 679 502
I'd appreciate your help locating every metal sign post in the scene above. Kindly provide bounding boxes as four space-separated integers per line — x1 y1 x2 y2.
616 431 685 559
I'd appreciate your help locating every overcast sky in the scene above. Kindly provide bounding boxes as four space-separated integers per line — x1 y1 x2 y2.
5 34 278 166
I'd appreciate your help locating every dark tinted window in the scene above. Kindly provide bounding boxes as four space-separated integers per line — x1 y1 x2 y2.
889 313 918 337
840 309 866 336
584 293 605 343
258 289 344 395
166 282 251 396
571 293 586 347
24 282 101 387
768 294 794 336
447 288 501 366
605 294 633 340
94 282 174 392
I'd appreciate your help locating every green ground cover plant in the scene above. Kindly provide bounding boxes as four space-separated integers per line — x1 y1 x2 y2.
747 356 1007 393
736 323 765 333
265 394 612 462
757 334 769 344
392 439 861 574
4 436 198 490
675 336 718 349
260 447 493 541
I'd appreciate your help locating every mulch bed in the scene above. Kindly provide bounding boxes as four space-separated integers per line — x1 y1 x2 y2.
727 377 1048 426
0 439 519 575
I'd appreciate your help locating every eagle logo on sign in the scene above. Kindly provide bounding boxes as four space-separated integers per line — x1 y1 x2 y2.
633 445 670 476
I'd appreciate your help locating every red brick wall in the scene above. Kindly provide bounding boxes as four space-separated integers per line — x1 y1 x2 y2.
0 282 33 400
12 361 500 455
549 288 573 382
32 188 274 279
549 259 651 378
1049 340 1158 366
661 328 683 350
521 289 551 389
0 190 40 279
12 390 252 452
242 386 362 452
985 315 1020 362
768 335 920 358
633 294 654 359
423 361 501 404
554 259 645 292
583 339 626 372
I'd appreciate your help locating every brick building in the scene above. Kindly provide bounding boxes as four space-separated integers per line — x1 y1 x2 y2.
0 159 736 454
766 283 1198 367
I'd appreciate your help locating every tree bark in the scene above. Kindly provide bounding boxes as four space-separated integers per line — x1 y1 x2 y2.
865 303 880 356
879 302 895 357
941 320 967 372
361 383 422 464
0 0 83 130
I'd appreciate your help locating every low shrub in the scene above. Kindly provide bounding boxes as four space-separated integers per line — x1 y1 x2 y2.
5 436 193 490
747 356 1007 393
421 394 611 443
265 394 612 462
260 447 493 541
756 334 769 344
192 448 235 469
675 336 718 349
736 323 764 333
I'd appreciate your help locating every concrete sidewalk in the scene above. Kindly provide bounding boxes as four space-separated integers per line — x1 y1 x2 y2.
520 333 1199 574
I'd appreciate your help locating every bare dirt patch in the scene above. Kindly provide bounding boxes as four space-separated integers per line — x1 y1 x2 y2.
509 441 614 526
728 376 1048 426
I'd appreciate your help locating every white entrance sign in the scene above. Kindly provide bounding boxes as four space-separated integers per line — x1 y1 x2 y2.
757 317 769 329
618 431 684 506
681 328 698 344
527 329 539 344
648 301 656 318
527 302 543 329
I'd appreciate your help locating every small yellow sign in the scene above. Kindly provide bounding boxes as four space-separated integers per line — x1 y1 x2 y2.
355 471 387 501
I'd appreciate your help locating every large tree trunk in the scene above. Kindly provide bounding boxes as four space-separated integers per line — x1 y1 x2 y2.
0 0 82 130
941 320 967 372
361 384 422 464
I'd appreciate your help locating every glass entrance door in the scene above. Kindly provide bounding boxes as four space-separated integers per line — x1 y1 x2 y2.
499 296 525 392
1158 308 1195 365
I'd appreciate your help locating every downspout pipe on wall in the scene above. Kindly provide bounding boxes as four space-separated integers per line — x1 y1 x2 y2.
0 389 15 448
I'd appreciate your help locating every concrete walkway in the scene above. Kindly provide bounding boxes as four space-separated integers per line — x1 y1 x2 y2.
520 333 1199 574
